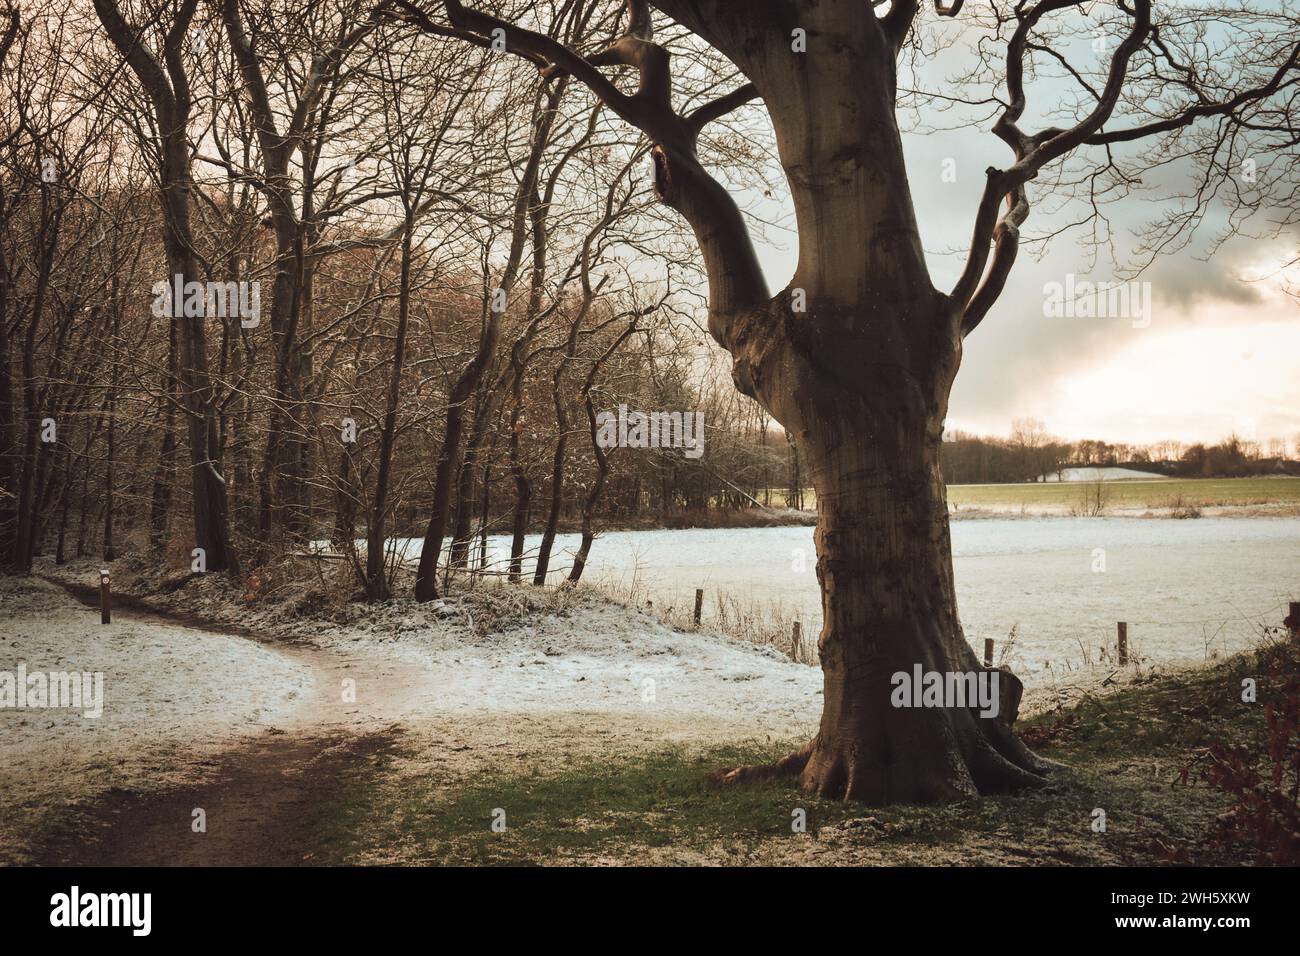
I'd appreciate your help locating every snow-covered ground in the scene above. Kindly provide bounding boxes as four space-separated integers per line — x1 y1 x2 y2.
4 559 824 861
1037 466 1164 482
87 563 823 733
424 519 1295 677
4 556 1220 863
0 575 316 862
315 594 819 728
0 564 828 861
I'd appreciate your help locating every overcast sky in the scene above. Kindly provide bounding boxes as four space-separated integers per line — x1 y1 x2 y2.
737 12 1299 449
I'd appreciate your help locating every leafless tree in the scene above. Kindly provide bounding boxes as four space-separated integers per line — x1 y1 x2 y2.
408 0 1300 802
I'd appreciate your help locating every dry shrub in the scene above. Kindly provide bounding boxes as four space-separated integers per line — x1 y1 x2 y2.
1202 635 1300 864
1166 494 1203 519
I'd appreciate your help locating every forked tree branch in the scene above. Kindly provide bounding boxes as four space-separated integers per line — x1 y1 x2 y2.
685 82 758 138
392 0 771 342
955 0 1151 336
1086 40 1300 145
955 0 1297 337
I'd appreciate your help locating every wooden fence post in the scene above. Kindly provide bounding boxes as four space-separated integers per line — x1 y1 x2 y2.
983 638 994 667
791 621 802 663
694 588 703 627
1117 622 1128 665
99 569 111 625
1287 602 1300 641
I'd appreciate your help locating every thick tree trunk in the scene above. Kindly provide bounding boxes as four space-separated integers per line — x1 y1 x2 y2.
788 376 1046 802
602 0 1048 803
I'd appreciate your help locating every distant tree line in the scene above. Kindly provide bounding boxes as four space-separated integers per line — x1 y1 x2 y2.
940 418 1300 485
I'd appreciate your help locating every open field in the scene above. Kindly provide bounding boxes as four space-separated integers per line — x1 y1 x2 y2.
947 476 1300 512
724 477 1300 519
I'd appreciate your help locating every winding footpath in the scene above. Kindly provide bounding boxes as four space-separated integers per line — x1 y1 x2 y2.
30 581 411 866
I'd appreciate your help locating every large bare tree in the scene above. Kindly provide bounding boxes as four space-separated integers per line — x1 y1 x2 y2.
409 0 1300 802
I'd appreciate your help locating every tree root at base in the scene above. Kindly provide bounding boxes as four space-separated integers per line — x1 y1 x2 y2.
709 742 813 787
711 729 1055 805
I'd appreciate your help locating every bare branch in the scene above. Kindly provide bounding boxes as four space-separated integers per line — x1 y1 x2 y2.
953 0 1154 332
685 82 757 139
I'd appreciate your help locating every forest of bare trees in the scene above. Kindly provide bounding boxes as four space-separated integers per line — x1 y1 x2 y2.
0 0 809 590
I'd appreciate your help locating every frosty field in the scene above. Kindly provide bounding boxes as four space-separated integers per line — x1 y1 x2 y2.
441 516 1300 675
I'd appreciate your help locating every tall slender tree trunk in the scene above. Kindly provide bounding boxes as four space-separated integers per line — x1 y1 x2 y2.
568 395 609 585
477 455 493 575
150 321 179 547
534 286 601 584
413 85 558 602
95 0 238 574
102 394 116 561
54 475 71 565
333 435 359 549
413 308 498 602
0 191 16 571
567 318 637 584
506 367 530 584
365 223 413 601
11 190 59 574
102 305 120 561
533 422 567 584
449 393 488 570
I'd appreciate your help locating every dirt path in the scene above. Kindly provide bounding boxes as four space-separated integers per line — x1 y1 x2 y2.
33 729 398 866
18 572 826 865
29 581 409 866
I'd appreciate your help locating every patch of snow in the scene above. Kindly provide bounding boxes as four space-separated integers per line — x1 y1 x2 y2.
36 559 823 741
1038 466 1164 482
0 575 315 860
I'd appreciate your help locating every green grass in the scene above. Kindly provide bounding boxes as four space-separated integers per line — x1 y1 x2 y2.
305 634 1297 865
310 742 873 865
947 476 1300 511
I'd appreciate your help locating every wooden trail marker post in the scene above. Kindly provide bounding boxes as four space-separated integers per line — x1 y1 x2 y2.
99 569 111 625
1117 622 1128 665
791 621 802 663
983 638 994 668
694 588 703 627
